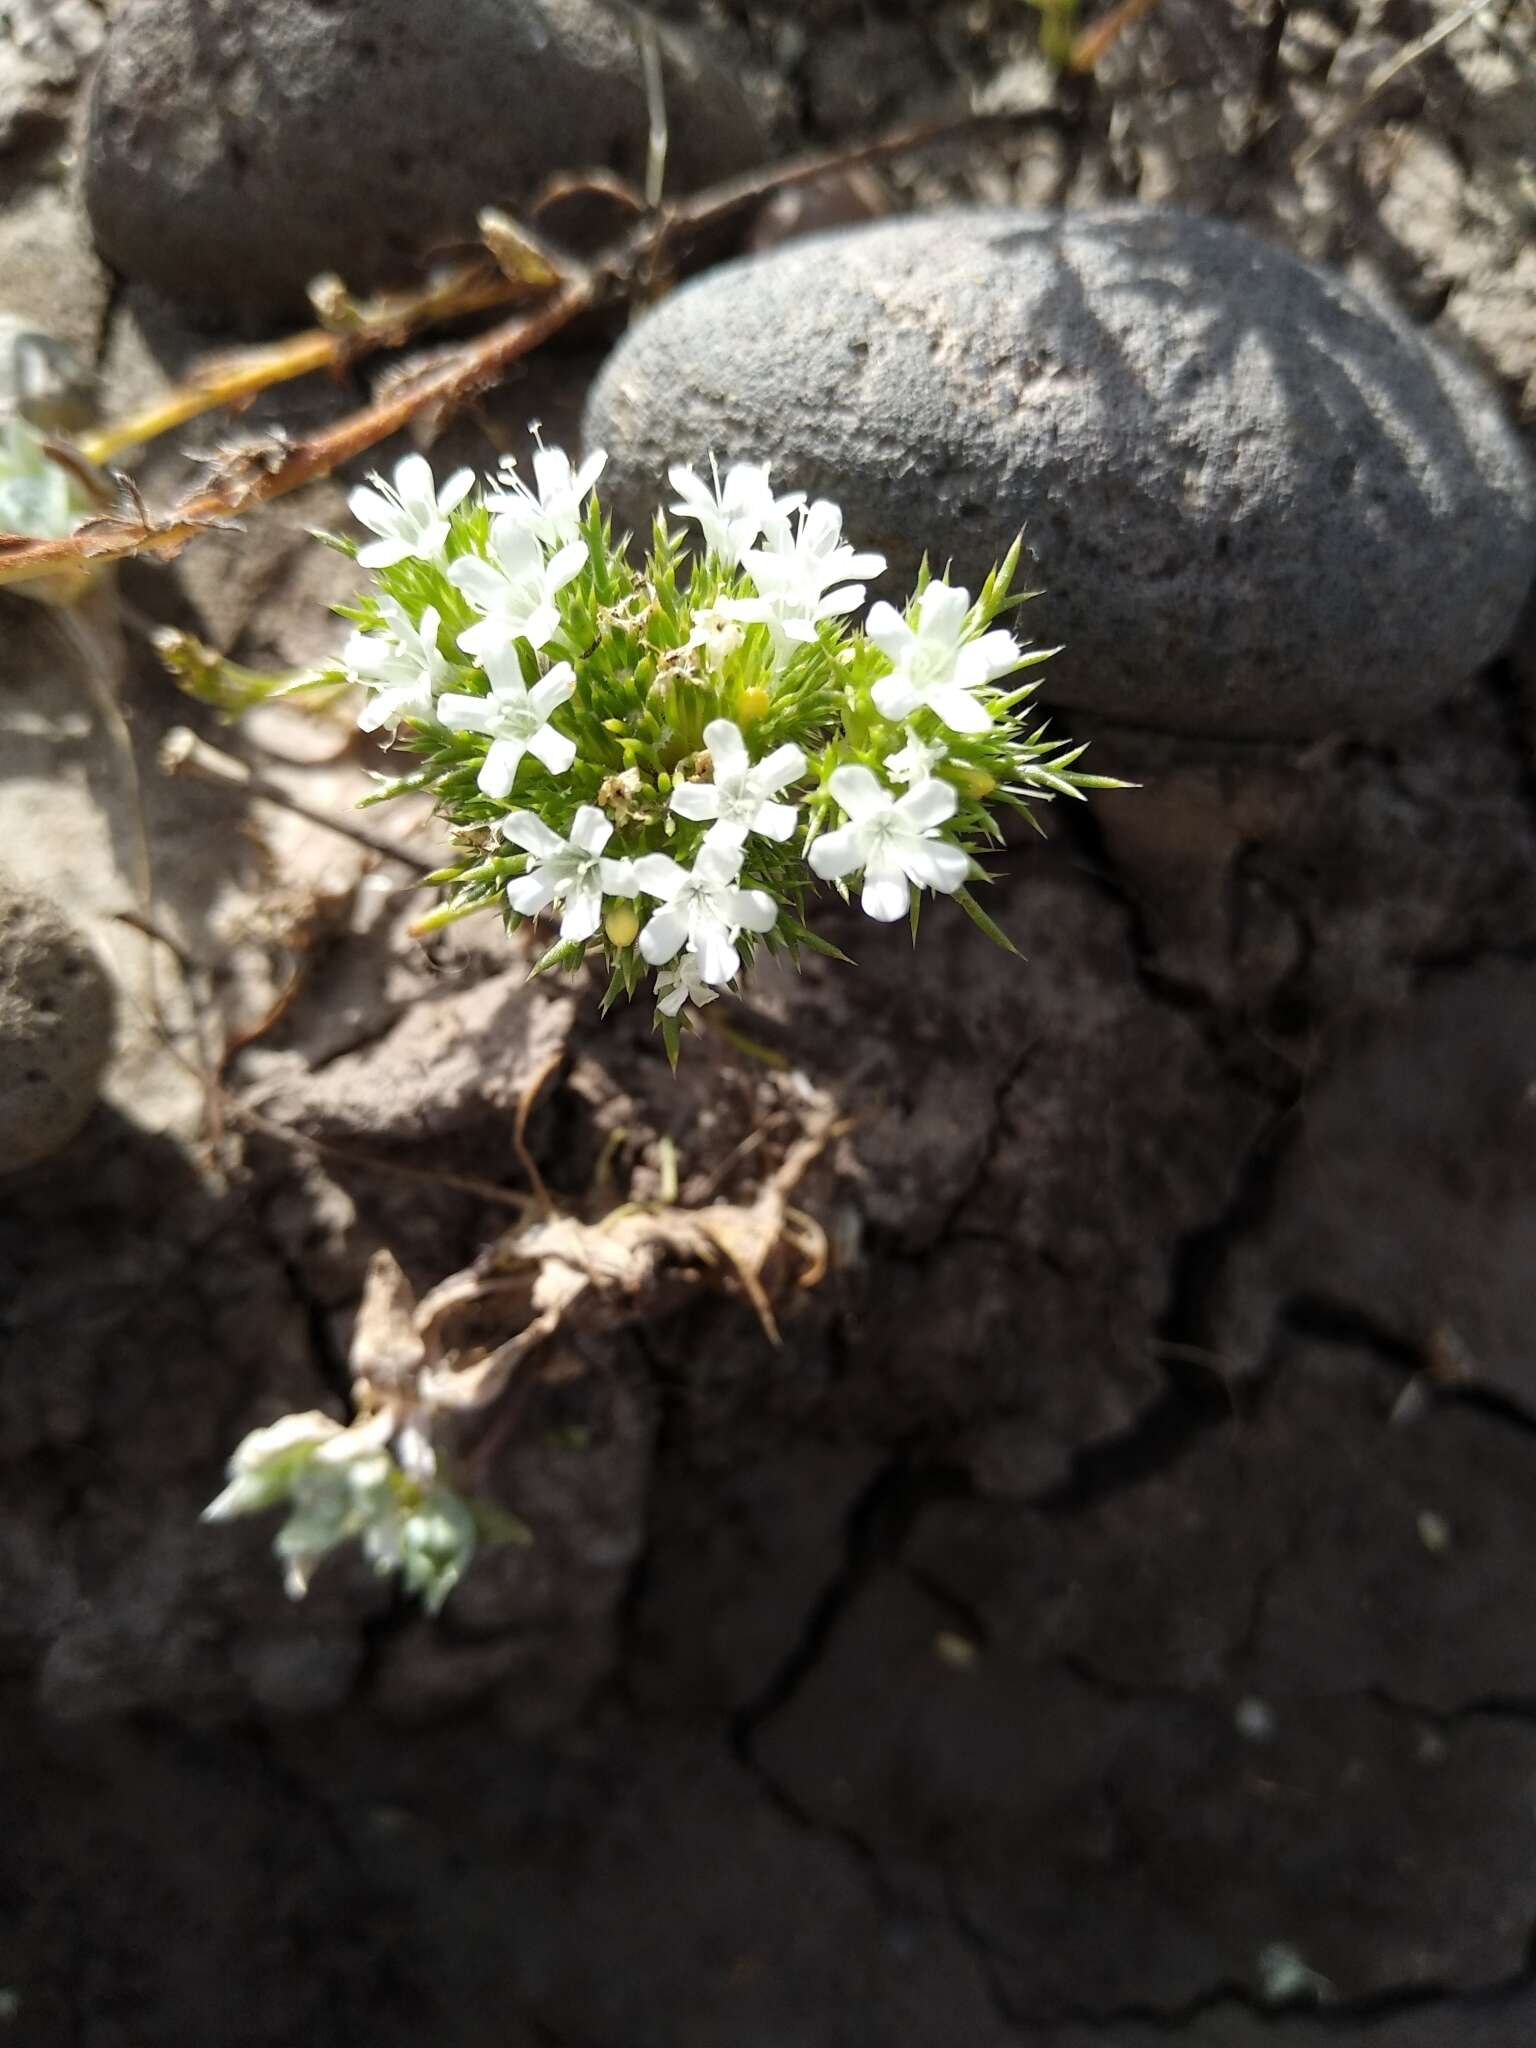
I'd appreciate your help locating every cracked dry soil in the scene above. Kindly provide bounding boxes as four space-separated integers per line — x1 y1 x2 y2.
7 665 1536 2045
5 0 1536 2041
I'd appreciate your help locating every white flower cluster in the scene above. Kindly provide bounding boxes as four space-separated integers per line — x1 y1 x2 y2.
203 1408 475 1611
340 444 1104 1037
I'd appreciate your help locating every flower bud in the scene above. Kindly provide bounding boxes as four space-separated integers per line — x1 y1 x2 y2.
960 768 996 799
604 901 640 947
736 685 771 725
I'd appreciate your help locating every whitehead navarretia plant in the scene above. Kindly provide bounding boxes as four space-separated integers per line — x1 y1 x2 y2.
204 443 1128 1611
335 443 1125 1061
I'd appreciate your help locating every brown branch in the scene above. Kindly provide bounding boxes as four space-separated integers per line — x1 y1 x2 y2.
0 109 1046 595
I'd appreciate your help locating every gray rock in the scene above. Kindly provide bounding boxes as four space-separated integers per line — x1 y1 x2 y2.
584 207 1536 737
0 881 113 1173
82 0 767 329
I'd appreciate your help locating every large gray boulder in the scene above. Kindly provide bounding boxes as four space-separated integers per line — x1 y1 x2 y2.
0 881 113 1173
82 0 767 328
585 207 1536 738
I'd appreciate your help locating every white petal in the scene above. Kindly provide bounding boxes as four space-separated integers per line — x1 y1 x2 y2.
750 799 798 842
927 684 992 736
449 556 503 606
669 780 722 822
864 601 912 662
574 449 607 497
808 823 865 880
702 718 748 777
545 537 589 591
392 453 437 510
438 467 476 514
917 581 971 641
861 868 910 922
871 674 921 723
955 635 1017 691
730 887 778 935
638 904 688 964
436 692 495 735
692 923 741 986
814 582 865 619
902 838 969 894
348 484 396 533
568 805 612 856
496 809 568 859
634 853 687 901
529 663 576 718
507 871 558 917
826 764 888 822
479 740 525 798
751 743 805 795
598 856 636 894
488 514 543 576
694 841 744 887
517 599 561 652
355 536 412 568
894 779 958 830
527 724 577 774
457 617 508 662
558 878 604 945
702 817 750 851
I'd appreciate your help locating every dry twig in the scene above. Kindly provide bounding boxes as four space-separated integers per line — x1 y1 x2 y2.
0 109 1045 594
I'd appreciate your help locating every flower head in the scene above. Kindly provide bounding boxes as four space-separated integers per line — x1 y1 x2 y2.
867 581 1021 734
686 603 746 669
670 718 805 849
654 949 723 1018
635 842 777 986
730 499 885 653
348 452 473 570
347 602 456 733
809 763 968 922
437 651 576 798
499 804 637 945
488 443 607 551
450 513 586 661
884 727 948 786
669 457 802 566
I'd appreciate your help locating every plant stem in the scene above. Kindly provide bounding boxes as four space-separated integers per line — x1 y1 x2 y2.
0 108 1053 595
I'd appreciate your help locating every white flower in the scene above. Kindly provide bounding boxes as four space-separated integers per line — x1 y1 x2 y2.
499 804 637 945
654 950 723 1018
0 415 83 538
669 718 805 849
809 763 969 923
487 443 607 550
634 842 778 987
884 727 948 786
867 581 1021 734
731 499 886 652
347 602 456 733
437 651 577 798
668 457 802 565
686 604 746 668
202 1410 344 1522
348 452 473 569
450 513 586 661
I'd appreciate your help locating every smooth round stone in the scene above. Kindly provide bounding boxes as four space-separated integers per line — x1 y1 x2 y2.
585 207 1536 738
0 882 114 1173
82 0 766 328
